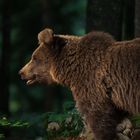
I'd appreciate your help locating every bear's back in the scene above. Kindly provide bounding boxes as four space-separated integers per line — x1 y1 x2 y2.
105 37 140 114
80 31 115 50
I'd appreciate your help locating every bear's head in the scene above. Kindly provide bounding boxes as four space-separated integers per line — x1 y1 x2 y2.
19 28 69 85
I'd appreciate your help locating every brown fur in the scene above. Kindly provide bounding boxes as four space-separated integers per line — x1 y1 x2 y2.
19 28 140 140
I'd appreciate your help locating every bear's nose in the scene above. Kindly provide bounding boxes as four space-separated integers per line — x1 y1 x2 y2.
19 69 25 80
18 69 22 75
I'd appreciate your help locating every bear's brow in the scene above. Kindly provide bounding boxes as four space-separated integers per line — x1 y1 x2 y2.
32 53 38 58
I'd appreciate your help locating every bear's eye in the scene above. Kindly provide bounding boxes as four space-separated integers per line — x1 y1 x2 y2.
33 56 40 64
33 56 37 61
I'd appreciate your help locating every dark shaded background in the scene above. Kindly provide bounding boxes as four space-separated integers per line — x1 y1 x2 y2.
0 0 86 115
0 0 140 139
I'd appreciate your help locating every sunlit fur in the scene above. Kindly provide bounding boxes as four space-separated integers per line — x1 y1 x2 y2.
19 28 140 140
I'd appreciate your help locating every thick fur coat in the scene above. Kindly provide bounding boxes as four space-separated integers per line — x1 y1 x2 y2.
19 28 140 140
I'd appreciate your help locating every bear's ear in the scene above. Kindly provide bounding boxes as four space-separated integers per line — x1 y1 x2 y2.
51 36 67 54
38 28 53 44
53 36 67 47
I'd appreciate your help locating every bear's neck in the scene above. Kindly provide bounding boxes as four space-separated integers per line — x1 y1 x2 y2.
51 32 114 101
52 47 108 101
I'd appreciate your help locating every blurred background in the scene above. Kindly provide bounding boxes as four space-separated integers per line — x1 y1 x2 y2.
0 0 140 139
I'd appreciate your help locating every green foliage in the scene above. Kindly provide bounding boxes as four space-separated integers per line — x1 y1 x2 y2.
0 116 29 139
0 117 29 128
131 115 140 127
1 109 140 140
46 109 83 139
0 101 84 139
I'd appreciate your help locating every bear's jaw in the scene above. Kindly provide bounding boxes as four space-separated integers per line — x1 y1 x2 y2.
22 74 37 85
26 79 36 85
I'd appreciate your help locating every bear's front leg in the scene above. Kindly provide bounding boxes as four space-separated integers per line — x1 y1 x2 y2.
80 118 133 140
116 118 134 140
85 101 129 140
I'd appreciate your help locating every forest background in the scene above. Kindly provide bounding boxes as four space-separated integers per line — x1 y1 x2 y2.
0 0 140 139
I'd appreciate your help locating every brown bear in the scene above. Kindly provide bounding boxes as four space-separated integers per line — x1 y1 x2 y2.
19 28 139 140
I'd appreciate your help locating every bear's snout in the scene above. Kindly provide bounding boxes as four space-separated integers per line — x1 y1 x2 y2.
19 69 26 80
19 62 33 79
19 68 37 85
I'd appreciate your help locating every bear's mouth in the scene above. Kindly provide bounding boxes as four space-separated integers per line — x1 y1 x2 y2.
26 75 37 85
26 79 36 85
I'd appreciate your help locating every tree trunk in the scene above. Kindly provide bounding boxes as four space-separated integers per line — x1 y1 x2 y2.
122 0 135 40
135 0 140 37
86 0 123 40
0 0 11 116
40 0 53 28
